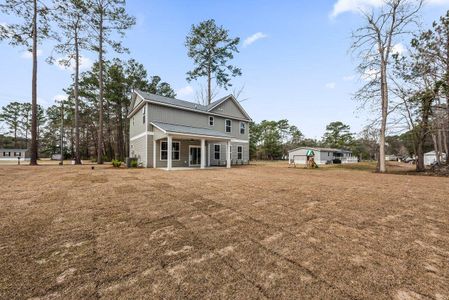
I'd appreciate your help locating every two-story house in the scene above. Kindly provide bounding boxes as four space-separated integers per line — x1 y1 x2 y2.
128 90 252 169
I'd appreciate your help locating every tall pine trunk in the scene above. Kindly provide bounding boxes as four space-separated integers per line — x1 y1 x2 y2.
74 21 81 164
30 0 38 165
207 58 211 105
97 12 104 164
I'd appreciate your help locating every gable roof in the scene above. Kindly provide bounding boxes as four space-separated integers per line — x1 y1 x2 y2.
128 90 252 121
288 147 352 153
207 95 251 120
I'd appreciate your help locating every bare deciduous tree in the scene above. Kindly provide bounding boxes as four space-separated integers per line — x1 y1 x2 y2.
352 0 423 173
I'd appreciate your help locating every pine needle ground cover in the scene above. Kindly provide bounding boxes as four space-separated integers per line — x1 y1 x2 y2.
0 162 448 299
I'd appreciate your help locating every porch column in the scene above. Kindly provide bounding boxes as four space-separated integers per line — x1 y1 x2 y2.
200 138 206 169
153 140 157 168
167 135 172 170
226 140 231 169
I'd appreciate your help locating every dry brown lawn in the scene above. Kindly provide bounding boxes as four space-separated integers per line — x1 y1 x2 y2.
0 162 448 299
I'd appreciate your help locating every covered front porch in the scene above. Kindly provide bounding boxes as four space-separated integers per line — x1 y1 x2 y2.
151 122 232 170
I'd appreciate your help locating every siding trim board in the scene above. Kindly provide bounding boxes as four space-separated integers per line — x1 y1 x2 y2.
130 131 154 141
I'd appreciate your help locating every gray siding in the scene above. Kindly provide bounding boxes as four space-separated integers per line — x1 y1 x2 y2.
148 103 249 140
210 100 247 120
130 135 147 167
129 103 148 138
319 151 333 164
209 142 249 166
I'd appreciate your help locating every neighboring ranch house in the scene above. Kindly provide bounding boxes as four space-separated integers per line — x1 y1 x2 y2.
0 148 28 160
288 147 357 165
128 90 252 170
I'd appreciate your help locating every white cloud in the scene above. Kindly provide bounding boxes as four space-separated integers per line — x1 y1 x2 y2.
176 85 194 98
243 32 268 47
343 75 355 81
56 56 93 72
330 0 382 18
21 49 42 59
330 0 449 18
54 94 68 102
391 43 407 56
325 82 337 89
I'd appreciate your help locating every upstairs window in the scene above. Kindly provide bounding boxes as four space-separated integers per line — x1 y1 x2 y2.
209 116 214 126
240 122 246 135
225 119 232 133
237 146 243 160
142 106 146 124
214 144 221 160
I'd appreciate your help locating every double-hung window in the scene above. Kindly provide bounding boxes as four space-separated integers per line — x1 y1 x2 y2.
240 122 246 134
160 141 180 160
209 116 214 126
225 119 232 133
237 146 243 160
142 106 146 124
214 145 221 160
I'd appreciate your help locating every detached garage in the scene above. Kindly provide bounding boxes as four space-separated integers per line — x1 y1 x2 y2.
288 147 357 165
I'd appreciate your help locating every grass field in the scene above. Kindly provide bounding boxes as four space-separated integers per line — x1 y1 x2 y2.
1 162 448 299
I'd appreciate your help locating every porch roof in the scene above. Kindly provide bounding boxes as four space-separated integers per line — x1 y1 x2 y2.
151 121 232 140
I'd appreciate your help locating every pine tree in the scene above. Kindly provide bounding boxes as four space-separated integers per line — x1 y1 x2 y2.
0 0 54 165
185 19 241 104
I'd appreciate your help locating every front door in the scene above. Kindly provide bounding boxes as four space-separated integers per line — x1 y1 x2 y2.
189 146 201 166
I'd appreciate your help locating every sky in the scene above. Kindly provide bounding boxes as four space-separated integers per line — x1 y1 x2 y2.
1 0 448 139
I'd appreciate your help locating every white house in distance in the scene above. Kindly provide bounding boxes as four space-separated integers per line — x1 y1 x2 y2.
288 147 357 165
0 148 28 161
424 151 447 166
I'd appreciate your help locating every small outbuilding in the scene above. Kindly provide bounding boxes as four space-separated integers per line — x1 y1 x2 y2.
424 151 447 166
288 147 357 165
0 148 28 160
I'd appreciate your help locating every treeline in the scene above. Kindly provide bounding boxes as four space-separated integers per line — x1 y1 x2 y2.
0 59 175 161
249 119 436 162
250 120 367 160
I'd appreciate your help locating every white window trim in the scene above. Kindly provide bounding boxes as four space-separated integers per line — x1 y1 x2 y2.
225 119 232 133
209 116 214 126
237 146 243 160
142 106 146 124
214 144 221 160
160 141 181 161
240 122 246 134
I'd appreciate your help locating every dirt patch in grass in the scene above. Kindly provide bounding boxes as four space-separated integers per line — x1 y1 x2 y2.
0 162 448 299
